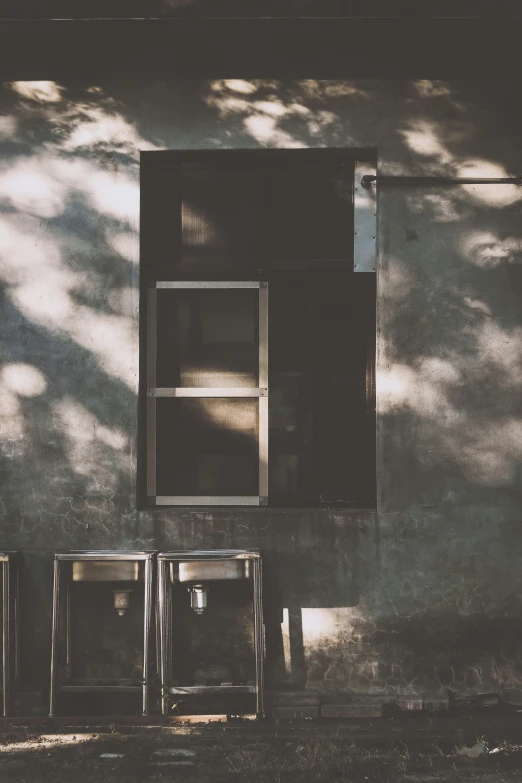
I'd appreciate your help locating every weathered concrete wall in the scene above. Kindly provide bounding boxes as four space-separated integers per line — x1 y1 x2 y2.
1 75 521 701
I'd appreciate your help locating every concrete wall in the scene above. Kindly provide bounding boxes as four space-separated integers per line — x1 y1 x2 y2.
1 74 521 702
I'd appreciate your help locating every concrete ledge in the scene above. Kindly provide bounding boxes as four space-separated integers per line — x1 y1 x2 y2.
321 702 383 719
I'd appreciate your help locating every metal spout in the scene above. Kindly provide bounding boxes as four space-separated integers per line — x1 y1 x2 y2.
113 588 132 616
188 584 208 615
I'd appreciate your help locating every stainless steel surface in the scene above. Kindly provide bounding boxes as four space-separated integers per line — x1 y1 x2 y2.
354 161 377 273
1 554 20 716
156 281 262 289
188 584 208 614
2 560 9 718
65 584 71 680
147 286 157 497
171 559 250 583
49 557 60 717
158 559 169 716
113 588 132 616
72 560 141 582
159 550 260 561
361 174 522 188
148 387 268 397
142 556 153 716
154 496 261 506
56 551 155 561
59 684 142 693
50 552 155 717
169 685 256 695
157 549 264 719
252 557 265 717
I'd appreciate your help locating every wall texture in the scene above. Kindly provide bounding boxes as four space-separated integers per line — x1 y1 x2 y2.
0 73 521 703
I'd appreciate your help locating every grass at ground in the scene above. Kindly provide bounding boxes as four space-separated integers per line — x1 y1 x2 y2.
1 727 522 782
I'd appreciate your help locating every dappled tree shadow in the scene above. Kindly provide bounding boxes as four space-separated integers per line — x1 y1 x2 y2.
0 75 521 698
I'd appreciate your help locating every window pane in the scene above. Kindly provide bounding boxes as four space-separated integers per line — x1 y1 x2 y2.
181 168 267 268
156 398 259 496
268 272 375 505
269 165 353 262
156 288 259 388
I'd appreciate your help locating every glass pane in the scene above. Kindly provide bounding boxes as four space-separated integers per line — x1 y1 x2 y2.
156 288 259 388
269 165 353 262
181 168 267 268
268 272 375 505
156 398 259 496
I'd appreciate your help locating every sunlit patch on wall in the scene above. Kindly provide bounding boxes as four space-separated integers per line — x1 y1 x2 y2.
1 363 47 397
8 80 63 103
461 230 522 268
400 120 453 163
458 161 522 207
0 115 16 140
0 158 66 218
106 231 139 264
53 397 129 486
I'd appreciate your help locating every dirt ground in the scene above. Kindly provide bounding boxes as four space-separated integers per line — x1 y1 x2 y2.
1 717 522 782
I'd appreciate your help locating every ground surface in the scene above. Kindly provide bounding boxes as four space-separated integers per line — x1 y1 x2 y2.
1 716 522 782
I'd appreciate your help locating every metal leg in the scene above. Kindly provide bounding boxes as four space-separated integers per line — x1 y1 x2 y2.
158 560 169 715
155 565 161 685
252 558 265 718
166 579 173 685
2 561 10 717
14 559 19 683
65 583 72 681
49 558 60 717
142 558 153 716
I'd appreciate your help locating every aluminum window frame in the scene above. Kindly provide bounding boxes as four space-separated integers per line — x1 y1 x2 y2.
147 280 268 506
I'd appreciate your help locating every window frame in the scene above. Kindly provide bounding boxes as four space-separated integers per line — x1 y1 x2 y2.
147 280 269 506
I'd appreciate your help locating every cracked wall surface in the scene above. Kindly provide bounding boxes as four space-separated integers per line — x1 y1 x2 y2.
0 74 521 700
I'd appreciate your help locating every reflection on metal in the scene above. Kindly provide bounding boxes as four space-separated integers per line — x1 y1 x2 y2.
354 161 377 273
152 496 261 506
156 281 262 289
148 282 269 506
113 589 132 617
188 584 208 615
49 551 155 717
72 560 140 581
157 550 265 717
173 559 251 582
0 553 19 717
361 174 522 188
148 387 268 397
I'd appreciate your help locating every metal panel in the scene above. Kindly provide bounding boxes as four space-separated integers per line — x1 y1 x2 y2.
173 559 250 583
159 550 260 561
72 560 141 582
2 561 9 717
169 685 256 695
156 281 261 289
354 162 376 273
56 552 155 561
149 387 267 398
154 496 260 506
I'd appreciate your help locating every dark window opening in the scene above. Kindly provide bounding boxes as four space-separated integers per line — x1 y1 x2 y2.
140 150 376 508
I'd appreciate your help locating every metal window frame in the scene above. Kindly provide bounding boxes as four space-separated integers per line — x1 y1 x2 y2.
147 280 268 506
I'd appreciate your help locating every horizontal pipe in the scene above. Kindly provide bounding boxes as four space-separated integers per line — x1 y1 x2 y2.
361 175 522 188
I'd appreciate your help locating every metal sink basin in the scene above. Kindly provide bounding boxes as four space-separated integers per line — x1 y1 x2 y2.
72 561 141 581
170 559 251 583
